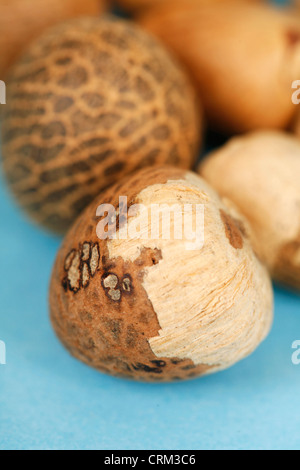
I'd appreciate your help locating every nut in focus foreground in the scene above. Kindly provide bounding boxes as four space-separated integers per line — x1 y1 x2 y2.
49 167 273 382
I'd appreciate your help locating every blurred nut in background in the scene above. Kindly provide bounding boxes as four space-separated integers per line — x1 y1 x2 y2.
138 1 300 134
50 166 273 381
1 16 201 234
0 0 107 78
200 131 300 289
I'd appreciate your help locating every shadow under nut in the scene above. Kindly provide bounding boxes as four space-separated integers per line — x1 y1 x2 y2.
138 1 300 133
1 16 201 234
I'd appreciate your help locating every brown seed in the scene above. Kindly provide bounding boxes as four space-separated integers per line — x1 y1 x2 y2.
138 1 300 133
49 166 273 382
0 0 107 78
2 16 201 234
199 130 300 290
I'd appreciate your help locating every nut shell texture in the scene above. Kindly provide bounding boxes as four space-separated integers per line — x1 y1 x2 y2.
200 131 300 289
50 166 273 382
2 16 200 234
138 2 300 133
0 0 106 77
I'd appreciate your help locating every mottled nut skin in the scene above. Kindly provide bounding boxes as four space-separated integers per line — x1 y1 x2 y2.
138 1 300 133
200 131 300 290
0 0 107 78
292 107 300 138
49 166 273 382
1 16 201 234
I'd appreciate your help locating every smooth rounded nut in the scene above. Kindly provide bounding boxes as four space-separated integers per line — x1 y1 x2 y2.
0 0 107 78
200 131 300 289
1 16 201 234
49 166 273 382
138 1 300 133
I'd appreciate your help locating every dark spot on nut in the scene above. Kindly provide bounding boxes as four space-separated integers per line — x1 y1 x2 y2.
151 360 166 368
90 243 100 276
122 275 133 293
62 242 100 293
286 30 300 46
220 209 244 250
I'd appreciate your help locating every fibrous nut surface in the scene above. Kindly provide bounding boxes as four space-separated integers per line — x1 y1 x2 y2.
50 166 273 382
117 0 263 14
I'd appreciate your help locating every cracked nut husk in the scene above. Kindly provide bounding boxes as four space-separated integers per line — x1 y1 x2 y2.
49 166 273 382
117 0 263 15
1 16 201 234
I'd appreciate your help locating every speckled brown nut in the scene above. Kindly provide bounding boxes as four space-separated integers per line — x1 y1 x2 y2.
1 16 201 234
49 166 273 382
0 0 107 78
138 1 300 133
200 131 300 290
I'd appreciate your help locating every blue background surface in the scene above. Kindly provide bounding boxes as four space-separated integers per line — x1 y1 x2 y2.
1 0 300 451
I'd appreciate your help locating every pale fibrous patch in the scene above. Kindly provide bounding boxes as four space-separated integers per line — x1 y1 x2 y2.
109 289 121 302
64 250 75 271
63 242 100 293
82 263 90 288
220 209 244 250
107 171 273 373
82 243 91 262
103 274 119 289
102 273 133 301
102 274 121 301
90 244 100 276
66 251 81 293
294 247 300 266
